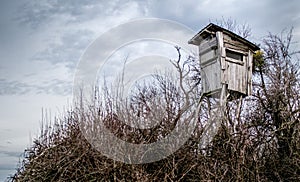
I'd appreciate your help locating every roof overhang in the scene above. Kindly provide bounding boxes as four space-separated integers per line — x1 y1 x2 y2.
188 23 260 51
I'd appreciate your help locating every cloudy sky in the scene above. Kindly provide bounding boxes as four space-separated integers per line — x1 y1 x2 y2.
0 0 299 180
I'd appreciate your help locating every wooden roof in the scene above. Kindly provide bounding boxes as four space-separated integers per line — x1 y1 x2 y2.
188 23 260 51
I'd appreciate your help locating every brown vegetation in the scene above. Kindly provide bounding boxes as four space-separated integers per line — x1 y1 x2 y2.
9 29 300 181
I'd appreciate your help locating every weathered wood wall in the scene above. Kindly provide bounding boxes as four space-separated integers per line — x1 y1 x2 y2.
199 31 253 97
199 36 221 94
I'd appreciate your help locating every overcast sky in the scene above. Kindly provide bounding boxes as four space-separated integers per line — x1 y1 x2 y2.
0 0 299 180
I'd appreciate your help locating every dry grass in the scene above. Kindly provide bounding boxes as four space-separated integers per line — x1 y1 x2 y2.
8 31 300 181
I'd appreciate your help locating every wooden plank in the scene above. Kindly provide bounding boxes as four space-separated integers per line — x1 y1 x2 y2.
247 51 253 95
225 57 244 65
221 47 227 84
199 46 217 56
224 43 249 52
223 33 249 51
199 37 217 52
216 31 228 85
216 31 224 48
201 58 218 67
226 47 248 55
200 37 219 94
202 61 222 94
227 60 247 95
200 49 217 64
221 47 226 69
243 55 248 93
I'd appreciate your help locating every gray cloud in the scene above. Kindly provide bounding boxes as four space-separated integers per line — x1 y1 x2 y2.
15 0 148 29
0 79 72 96
11 0 300 67
33 29 95 69
4 0 150 93
147 0 300 41
0 0 150 98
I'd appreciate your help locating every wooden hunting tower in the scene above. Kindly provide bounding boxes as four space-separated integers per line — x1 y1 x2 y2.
189 23 260 98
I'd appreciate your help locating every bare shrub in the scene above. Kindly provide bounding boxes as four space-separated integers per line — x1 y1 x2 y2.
9 29 300 181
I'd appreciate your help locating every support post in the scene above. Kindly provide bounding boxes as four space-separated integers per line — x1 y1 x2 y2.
219 83 228 127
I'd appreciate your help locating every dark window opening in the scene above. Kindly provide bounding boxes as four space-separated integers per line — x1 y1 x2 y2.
226 50 243 61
